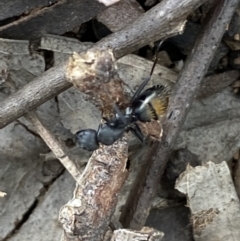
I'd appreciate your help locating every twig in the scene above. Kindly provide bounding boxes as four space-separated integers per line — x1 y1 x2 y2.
0 0 206 129
59 138 128 240
0 49 82 182
120 0 240 229
65 49 127 114
0 63 71 128
25 111 82 182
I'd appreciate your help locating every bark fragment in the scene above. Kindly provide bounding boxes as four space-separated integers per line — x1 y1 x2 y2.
111 227 164 241
66 49 128 114
175 162 240 241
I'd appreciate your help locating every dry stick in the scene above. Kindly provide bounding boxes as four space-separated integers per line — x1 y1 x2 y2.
0 63 71 128
4 73 82 183
122 0 240 229
0 0 206 129
96 0 202 59
25 111 82 182
59 138 129 241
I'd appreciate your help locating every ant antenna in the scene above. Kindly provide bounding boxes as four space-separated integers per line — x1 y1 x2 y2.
149 40 163 76
130 40 164 104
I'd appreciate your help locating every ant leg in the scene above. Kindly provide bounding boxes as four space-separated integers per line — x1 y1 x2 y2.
102 117 110 123
129 123 145 143
130 76 151 104
113 103 127 125
130 40 164 104
97 123 103 133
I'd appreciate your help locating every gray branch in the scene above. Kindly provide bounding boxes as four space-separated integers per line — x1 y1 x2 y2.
120 0 240 229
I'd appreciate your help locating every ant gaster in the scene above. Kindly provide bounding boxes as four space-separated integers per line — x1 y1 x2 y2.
76 41 170 151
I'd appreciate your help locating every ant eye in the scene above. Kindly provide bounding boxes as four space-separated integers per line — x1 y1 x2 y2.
76 131 84 136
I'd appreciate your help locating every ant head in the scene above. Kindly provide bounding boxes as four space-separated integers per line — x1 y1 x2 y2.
76 129 99 151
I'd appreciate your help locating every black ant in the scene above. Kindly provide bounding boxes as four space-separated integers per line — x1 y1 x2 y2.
76 41 170 151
